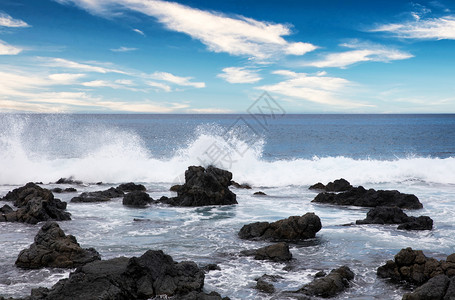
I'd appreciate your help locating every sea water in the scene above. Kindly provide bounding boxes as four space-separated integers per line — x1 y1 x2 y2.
0 113 454 299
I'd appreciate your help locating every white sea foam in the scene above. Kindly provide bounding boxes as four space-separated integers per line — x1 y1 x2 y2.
1 114 454 186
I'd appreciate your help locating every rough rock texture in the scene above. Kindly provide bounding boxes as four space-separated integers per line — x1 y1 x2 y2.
240 242 292 262
312 186 423 209
402 275 455 300
309 179 353 192
238 213 322 242
253 191 267 196
55 177 82 185
201 264 221 273
28 250 225 300
71 187 124 203
159 166 237 207
356 207 433 230
377 248 455 285
230 181 252 189
170 184 183 192
122 191 153 207
296 266 355 298
0 204 13 214
255 275 283 294
15 221 100 269
117 182 146 193
52 187 77 193
0 183 71 224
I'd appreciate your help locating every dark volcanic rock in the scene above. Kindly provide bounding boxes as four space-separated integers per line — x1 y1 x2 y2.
238 213 321 242
240 242 292 262
122 191 153 207
356 207 433 230
170 184 183 192
309 179 353 192
201 264 221 273
55 177 82 185
402 275 454 300
15 221 100 269
230 180 252 189
0 183 71 224
255 275 283 294
117 182 146 192
296 266 355 298
254 191 267 196
158 166 237 207
312 186 423 209
309 182 326 191
377 248 455 286
0 204 13 214
30 250 209 300
52 187 77 194
71 187 124 203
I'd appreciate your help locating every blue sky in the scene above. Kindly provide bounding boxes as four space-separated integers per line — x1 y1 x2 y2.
0 0 454 113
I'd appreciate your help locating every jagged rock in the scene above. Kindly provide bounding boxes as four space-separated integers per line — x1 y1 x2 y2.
402 275 455 300
238 213 321 242
309 182 326 191
315 271 327 278
201 263 221 273
29 250 214 300
117 182 146 192
296 266 355 298
240 242 292 262
55 177 82 184
356 207 433 230
312 186 423 209
0 204 13 214
309 179 353 192
158 166 237 207
71 187 124 203
230 181 252 189
52 187 77 193
254 191 266 196
0 183 70 224
255 275 282 294
122 191 153 207
377 248 455 285
15 221 100 269
178 291 231 300
170 184 183 192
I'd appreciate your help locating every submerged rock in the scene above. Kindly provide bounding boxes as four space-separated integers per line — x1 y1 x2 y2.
70 187 124 203
15 221 100 269
55 177 82 185
309 178 353 192
52 187 77 193
253 191 267 196
170 184 183 192
159 166 237 207
255 275 283 294
117 182 146 192
312 186 423 209
230 181 252 189
238 213 321 242
0 183 71 224
122 191 153 207
240 242 292 262
356 207 433 230
296 266 355 298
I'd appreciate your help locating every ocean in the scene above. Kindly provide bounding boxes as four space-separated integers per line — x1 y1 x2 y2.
1 113 455 299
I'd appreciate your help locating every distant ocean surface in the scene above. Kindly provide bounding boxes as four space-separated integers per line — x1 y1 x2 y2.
1 113 455 299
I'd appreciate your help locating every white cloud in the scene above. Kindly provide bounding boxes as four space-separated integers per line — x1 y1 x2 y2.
217 67 262 84
146 81 172 92
150 71 205 88
187 108 233 113
110 46 137 52
0 40 22 55
0 13 29 28
304 41 413 68
258 70 371 108
42 57 127 74
48 73 85 83
133 28 145 35
56 0 317 60
371 15 455 39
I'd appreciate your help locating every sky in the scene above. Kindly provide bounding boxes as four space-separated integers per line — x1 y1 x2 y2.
0 0 455 113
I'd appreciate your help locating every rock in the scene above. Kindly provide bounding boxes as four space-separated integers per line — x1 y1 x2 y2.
178 291 231 300
315 271 327 278
377 247 455 285
230 181 252 189
117 182 146 192
52 187 77 193
402 275 453 300
254 191 267 196
356 207 433 230
170 184 183 192
309 182 326 191
309 179 353 192
255 275 283 294
30 250 209 300
122 191 153 207
71 187 124 203
15 221 100 269
296 266 355 298
201 263 221 273
158 166 237 207
0 204 13 214
238 213 321 242
55 177 82 184
312 186 423 209
241 242 292 262
0 183 71 224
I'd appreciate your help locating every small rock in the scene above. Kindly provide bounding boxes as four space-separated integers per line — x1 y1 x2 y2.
240 242 292 262
117 182 146 192
230 180 252 189
254 191 266 196
122 191 153 207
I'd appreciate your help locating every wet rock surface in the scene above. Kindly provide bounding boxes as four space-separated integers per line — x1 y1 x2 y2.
309 178 353 192
117 182 146 192
240 242 292 262
356 207 433 230
70 187 124 203
122 191 153 207
402 274 455 300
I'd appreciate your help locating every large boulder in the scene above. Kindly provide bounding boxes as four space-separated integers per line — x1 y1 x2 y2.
402 275 455 300
29 250 224 300
312 186 423 209
309 179 353 192
238 213 321 242
15 221 100 269
296 266 355 298
117 182 146 193
71 187 124 203
122 191 153 207
159 166 237 207
356 207 433 230
0 183 71 224
240 242 292 262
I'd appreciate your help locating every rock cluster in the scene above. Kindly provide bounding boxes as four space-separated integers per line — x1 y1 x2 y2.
356 207 433 230
122 191 153 207
159 166 237 207
309 178 353 192
238 213 321 242
296 266 355 298
15 221 100 269
402 274 455 300
0 183 71 224
117 182 146 192
240 242 292 262
70 187 124 203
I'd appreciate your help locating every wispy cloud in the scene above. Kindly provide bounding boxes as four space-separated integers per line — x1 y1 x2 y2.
150 71 205 88
187 108 233 113
304 41 413 68
41 57 127 74
371 15 455 40
257 70 371 108
146 81 172 92
0 40 22 55
217 67 262 84
56 0 317 60
0 12 29 28
133 28 145 35
110 46 137 52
